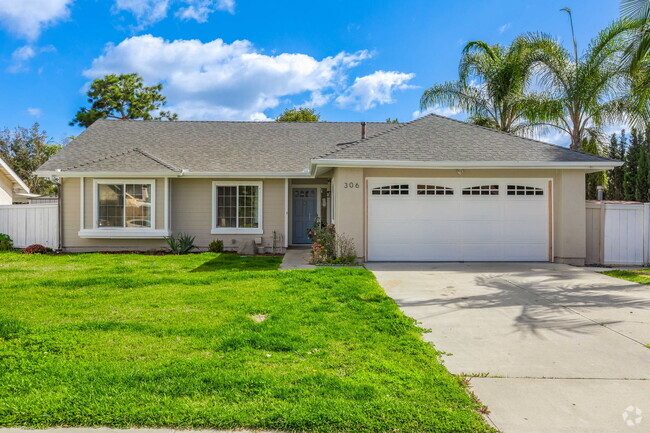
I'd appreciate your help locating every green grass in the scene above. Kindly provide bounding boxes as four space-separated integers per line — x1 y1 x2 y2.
0 252 491 432
602 268 650 285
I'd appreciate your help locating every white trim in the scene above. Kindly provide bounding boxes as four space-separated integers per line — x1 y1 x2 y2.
80 177 85 231
312 159 623 170
164 177 170 232
92 179 157 231
284 178 289 248
0 156 30 193
211 181 263 235
78 229 170 239
36 171 313 178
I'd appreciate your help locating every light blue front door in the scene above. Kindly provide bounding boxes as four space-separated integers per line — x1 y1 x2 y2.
292 188 318 244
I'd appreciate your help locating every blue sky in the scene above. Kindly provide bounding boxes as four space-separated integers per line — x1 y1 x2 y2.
0 0 621 145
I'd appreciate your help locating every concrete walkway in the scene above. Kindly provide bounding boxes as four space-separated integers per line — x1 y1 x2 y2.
367 262 650 433
279 246 316 270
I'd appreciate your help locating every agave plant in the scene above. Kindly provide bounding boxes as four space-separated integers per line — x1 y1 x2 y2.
165 233 197 255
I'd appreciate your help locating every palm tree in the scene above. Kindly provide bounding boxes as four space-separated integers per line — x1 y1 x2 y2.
420 40 540 134
620 1 650 123
522 18 636 150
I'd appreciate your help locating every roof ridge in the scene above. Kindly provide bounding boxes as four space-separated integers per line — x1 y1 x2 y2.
62 148 138 171
96 119 392 125
133 148 182 172
315 114 429 159
316 112 615 162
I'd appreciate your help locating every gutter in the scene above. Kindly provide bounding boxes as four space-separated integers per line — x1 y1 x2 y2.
310 159 623 170
35 170 315 179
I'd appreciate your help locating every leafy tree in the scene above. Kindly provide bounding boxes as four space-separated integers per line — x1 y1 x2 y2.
522 17 636 150
583 137 608 199
275 107 320 122
623 129 643 199
385 118 400 123
619 0 650 125
71 73 177 128
420 40 540 133
0 124 61 195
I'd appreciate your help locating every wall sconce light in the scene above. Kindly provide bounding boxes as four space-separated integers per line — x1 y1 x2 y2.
456 169 464 175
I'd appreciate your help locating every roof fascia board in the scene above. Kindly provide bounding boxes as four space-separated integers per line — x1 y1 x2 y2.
0 158 30 193
311 159 623 170
35 170 314 179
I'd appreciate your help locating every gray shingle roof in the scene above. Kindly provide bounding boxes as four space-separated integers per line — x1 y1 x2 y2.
38 115 616 175
317 113 614 163
38 119 395 174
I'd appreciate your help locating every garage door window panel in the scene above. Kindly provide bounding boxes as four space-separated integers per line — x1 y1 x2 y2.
371 184 409 196
507 185 544 196
417 184 454 195
462 185 499 196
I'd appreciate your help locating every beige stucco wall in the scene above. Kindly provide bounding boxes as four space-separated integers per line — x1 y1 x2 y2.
61 177 287 252
171 178 286 251
0 171 13 205
332 167 589 265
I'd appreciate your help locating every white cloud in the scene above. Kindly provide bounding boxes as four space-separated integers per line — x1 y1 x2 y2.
335 71 415 111
27 107 42 117
113 0 234 27
113 0 171 28
412 105 463 119
0 0 74 40
499 23 511 33
176 0 234 22
8 44 55 72
301 91 332 108
85 35 373 120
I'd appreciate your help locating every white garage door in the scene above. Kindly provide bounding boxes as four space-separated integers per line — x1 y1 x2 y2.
367 178 550 261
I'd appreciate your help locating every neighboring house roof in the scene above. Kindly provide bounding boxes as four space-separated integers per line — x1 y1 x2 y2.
0 155 30 194
37 120 395 176
315 113 615 167
37 115 619 177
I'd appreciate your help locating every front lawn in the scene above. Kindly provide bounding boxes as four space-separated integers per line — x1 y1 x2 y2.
0 252 491 432
602 268 650 285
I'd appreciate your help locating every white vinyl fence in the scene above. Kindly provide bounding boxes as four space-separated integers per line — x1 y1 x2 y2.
0 204 58 249
586 202 649 266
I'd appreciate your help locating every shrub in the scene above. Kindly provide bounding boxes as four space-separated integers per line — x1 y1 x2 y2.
165 233 197 255
0 233 13 252
308 222 357 265
24 244 48 254
208 239 224 253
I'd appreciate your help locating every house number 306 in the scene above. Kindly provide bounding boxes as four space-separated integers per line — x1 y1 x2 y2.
344 182 360 189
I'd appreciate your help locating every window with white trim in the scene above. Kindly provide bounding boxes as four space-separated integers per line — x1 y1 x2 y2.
507 185 544 196
371 184 409 195
213 182 262 232
417 184 454 195
97 182 153 228
462 185 499 196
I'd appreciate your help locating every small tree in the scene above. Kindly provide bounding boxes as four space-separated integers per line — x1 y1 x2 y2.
71 73 177 128
275 107 320 122
606 132 627 200
0 124 61 195
385 117 400 123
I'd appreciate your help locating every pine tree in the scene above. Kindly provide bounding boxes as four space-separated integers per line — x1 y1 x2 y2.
606 133 626 200
583 137 607 200
624 130 641 201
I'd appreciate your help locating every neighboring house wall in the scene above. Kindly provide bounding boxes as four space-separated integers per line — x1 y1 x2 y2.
332 167 588 265
0 171 13 205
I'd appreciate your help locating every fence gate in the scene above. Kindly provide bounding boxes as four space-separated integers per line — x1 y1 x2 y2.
586 202 648 266
0 204 59 249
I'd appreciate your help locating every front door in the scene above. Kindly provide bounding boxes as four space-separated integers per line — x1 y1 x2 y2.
292 188 318 244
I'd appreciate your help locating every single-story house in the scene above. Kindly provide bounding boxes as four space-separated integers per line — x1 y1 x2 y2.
36 114 620 265
0 156 31 205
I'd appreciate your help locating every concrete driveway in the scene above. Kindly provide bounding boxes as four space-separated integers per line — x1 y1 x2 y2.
367 262 650 433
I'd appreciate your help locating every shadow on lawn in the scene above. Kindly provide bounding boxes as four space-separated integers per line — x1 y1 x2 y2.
190 254 282 272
